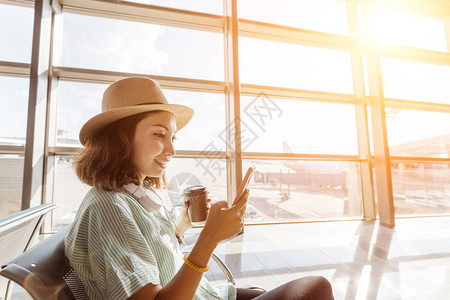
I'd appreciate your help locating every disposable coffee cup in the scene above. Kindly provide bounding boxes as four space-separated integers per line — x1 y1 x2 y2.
183 185 208 225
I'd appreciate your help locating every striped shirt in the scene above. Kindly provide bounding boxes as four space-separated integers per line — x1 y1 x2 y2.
65 186 236 300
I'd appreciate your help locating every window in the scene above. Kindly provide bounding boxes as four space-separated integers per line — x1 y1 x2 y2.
60 12 224 80
0 154 24 218
165 158 227 204
382 58 450 104
0 3 34 63
239 37 354 93
126 0 223 15
161 89 226 151
238 0 348 35
55 81 104 146
3 0 449 225
56 81 226 150
0 2 32 219
240 96 359 155
362 7 448 52
0 76 29 145
392 163 450 216
52 155 90 230
386 109 450 158
243 159 362 222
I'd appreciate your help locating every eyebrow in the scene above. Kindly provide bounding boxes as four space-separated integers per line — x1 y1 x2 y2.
152 124 178 134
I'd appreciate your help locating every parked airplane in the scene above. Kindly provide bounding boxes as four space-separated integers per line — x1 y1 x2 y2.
253 141 351 193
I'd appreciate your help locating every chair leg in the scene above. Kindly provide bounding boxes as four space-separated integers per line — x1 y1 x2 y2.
4 280 15 300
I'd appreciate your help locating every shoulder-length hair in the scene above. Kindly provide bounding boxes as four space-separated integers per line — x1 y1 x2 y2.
74 111 167 192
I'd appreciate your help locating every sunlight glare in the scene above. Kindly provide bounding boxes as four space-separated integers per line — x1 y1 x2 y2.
364 7 447 52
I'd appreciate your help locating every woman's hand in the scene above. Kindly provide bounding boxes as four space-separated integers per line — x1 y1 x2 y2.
201 189 249 245
174 202 192 238
150 190 248 300
174 197 212 237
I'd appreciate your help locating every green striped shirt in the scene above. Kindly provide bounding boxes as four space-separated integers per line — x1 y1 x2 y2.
65 187 236 300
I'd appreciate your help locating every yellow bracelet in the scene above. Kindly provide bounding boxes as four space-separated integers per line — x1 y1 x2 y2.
183 255 209 273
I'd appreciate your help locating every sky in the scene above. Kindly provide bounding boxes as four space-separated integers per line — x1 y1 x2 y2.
0 1 449 157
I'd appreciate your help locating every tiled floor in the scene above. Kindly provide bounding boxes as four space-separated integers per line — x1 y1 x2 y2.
8 217 450 299
186 217 450 300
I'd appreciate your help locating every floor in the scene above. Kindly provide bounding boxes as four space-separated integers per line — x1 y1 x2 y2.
186 217 450 300
9 217 450 299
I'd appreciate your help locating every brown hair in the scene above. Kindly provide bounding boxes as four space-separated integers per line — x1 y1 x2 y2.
74 111 167 192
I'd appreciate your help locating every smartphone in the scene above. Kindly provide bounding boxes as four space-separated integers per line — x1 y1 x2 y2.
231 167 255 207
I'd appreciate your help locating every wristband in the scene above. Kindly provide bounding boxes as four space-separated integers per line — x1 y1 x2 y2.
183 255 209 273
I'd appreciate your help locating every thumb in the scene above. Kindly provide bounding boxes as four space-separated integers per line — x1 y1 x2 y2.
210 201 228 211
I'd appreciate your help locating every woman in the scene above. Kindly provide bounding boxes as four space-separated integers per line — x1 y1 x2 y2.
65 77 334 300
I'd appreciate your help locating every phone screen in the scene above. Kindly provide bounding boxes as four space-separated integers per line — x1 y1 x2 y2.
230 167 255 206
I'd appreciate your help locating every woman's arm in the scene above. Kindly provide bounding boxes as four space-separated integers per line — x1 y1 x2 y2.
129 190 249 300
128 228 217 300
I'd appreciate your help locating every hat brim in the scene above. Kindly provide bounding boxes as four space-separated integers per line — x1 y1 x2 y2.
79 104 194 146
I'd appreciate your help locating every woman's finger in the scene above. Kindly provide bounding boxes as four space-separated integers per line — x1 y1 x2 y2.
231 189 249 210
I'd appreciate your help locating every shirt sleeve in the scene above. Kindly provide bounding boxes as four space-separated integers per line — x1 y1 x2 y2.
82 193 161 299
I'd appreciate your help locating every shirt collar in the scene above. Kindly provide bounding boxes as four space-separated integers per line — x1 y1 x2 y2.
122 183 162 212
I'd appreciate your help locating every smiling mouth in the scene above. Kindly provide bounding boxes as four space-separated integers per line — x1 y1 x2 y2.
154 159 167 169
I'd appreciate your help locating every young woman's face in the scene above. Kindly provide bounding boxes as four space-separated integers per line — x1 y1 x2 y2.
132 111 177 183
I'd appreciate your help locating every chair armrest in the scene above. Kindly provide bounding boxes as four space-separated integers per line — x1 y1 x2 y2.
0 263 48 299
210 253 235 285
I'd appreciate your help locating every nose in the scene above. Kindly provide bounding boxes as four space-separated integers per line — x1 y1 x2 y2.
165 138 175 158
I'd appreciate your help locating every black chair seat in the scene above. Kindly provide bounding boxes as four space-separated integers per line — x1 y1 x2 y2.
0 226 88 300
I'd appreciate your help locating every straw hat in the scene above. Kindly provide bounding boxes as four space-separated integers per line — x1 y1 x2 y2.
79 77 194 146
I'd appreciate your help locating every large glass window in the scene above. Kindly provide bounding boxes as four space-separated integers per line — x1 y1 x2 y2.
0 3 34 63
362 7 448 52
55 81 104 146
0 75 28 217
126 0 223 15
392 163 450 216
243 159 362 222
0 154 24 218
165 158 227 205
3 0 449 225
52 155 90 231
238 0 349 35
386 109 450 158
0 76 29 146
163 90 226 151
381 58 450 104
60 13 224 81
239 37 354 93
56 81 226 150
240 96 359 155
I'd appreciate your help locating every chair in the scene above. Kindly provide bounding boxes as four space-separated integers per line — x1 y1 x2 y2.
0 226 236 299
0 226 88 300
0 203 56 300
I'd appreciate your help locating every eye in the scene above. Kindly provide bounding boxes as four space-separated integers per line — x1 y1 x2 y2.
172 136 178 142
154 133 164 138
